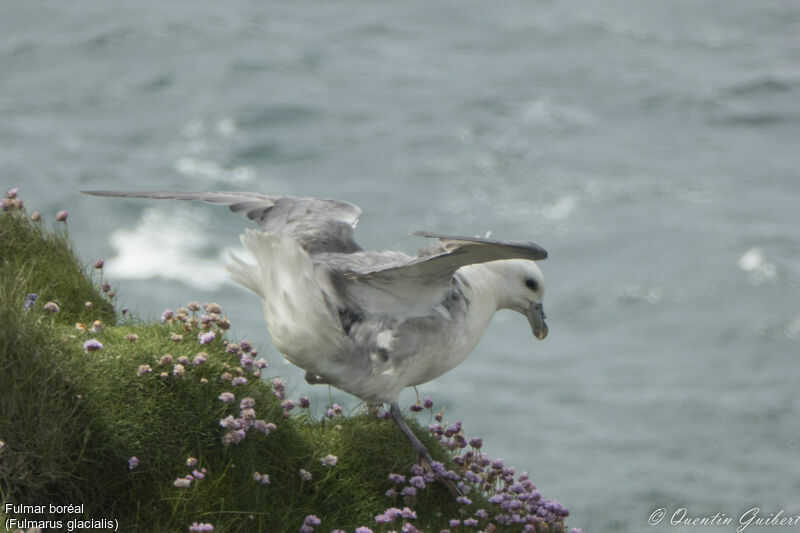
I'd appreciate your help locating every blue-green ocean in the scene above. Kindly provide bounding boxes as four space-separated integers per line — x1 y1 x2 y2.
3 2 799 531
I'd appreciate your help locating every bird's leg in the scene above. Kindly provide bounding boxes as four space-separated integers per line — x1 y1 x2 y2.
389 403 434 464
388 403 463 497
304 371 329 385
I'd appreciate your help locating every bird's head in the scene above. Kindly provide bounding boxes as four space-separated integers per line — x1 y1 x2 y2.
492 259 548 340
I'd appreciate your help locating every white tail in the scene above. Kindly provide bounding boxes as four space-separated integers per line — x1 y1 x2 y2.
225 229 343 370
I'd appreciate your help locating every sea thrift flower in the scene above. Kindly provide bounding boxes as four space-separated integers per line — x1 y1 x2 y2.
161 309 174 322
332 403 343 415
220 372 232 383
31 211 42 221
173 477 192 488
101 282 111 293
298 396 310 409
320 454 338 467
159 354 173 366
188 523 214 532
463 518 479 527
173 364 185 378
410 402 423 412
137 364 152 377
239 340 252 352
198 331 216 344
91 320 104 333
128 456 139 470
83 339 103 352
252 420 274 434
171 333 183 342
85 301 93 309
56 210 68 222
252 471 270 484
457 496 472 506
423 396 433 409
281 400 295 412
93 259 104 269
225 343 240 354
192 468 205 480
216 317 231 330
400 508 417 520
271 378 285 399
177 355 190 365
6 187 18 198
204 302 222 314
355 528 374 533
239 397 255 409
221 429 246 445
231 376 247 387
24 293 37 310
186 457 198 468
192 352 208 365
299 469 312 481
125 333 138 343
388 473 406 484
400 486 416 497
409 476 425 489
43 301 59 313
303 515 321 526
187 301 201 312
469 437 483 449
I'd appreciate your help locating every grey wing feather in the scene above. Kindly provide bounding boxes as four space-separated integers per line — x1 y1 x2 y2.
81 190 363 254
334 231 547 316
348 231 547 281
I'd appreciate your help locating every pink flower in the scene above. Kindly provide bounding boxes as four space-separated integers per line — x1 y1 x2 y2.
218 392 235 404
173 476 192 488
93 259 104 269
82 339 103 352
198 331 216 345
320 454 338 467
55 210 68 222
137 364 152 377
128 456 139 470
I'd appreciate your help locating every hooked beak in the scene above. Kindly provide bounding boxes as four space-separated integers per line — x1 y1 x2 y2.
526 302 548 340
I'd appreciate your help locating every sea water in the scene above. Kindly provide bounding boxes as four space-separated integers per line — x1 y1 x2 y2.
3 2 799 531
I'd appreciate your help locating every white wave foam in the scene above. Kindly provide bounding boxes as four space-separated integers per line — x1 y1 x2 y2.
105 207 251 291
737 247 776 285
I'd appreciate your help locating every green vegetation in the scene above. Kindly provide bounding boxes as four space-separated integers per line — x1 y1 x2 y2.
0 192 575 533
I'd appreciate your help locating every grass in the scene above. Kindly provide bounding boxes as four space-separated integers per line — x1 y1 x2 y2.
0 192 576 533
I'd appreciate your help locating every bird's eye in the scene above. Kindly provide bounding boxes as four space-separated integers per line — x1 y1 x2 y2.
525 278 538 291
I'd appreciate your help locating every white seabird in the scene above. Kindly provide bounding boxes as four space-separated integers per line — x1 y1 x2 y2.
83 191 549 467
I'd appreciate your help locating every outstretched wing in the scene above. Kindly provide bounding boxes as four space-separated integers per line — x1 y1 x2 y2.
330 231 547 316
81 190 363 254
349 231 546 280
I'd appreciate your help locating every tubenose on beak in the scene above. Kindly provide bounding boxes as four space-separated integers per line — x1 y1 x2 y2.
526 302 548 340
